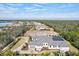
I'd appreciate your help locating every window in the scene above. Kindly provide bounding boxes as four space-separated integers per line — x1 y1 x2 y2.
44 43 48 46
53 45 56 48
46 43 47 45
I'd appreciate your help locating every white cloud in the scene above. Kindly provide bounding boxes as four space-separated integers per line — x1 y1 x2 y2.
0 4 21 14
59 4 75 8
0 4 7 10
33 4 44 7
0 3 47 15
0 8 18 14
50 12 79 18
0 3 79 20
25 7 33 10
24 7 47 14
32 8 46 11
5 3 24 7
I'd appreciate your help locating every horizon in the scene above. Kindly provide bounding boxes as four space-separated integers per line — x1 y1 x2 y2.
0 3 79 20
0 19 79 21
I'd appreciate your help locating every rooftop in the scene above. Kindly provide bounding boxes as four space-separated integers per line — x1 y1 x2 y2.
28 36 68 47
25 31 59 37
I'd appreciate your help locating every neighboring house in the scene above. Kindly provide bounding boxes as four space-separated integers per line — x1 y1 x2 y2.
0 29 2 32
9 21 23 27
33 22 53 31
35 24 49 30
25 31 59 37
28 36 69 52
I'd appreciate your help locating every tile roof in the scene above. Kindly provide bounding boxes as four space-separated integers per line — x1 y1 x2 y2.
25 31 59 37
28 36 68 47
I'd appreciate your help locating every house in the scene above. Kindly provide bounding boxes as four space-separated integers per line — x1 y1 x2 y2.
0 28 2 32
33 22 53 31
35 24 49 30
25 31 59 37
28 36 69 52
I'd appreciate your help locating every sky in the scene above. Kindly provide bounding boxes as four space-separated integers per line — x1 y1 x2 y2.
0 3 79 20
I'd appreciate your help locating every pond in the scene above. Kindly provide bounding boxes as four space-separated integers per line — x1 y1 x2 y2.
0 22 12 27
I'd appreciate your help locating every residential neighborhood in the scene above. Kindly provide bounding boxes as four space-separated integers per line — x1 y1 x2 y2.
8 21 70 55
0 20 79 56
0 3 79 56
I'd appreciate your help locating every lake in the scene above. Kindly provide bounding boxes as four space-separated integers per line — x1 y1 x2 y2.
0 22 12 27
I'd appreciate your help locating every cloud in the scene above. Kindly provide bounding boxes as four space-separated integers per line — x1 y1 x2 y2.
59 4 76 8
0 3 46 15
33 4 44 7
5 3 24 7
0 4 22 14
0 3 79 20
24 7 33 10
32 8 46 11
24 7 47 14
0 7 19 14
0 4 7 10
50 12 79 18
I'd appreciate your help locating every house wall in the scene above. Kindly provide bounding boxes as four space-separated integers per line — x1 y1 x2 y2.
42 43 49 47
29 45 69 52
28 45 35 49
35 46 42 51
34 45 59 51
29 45 42 51
59 47 69 52
48 45 59 49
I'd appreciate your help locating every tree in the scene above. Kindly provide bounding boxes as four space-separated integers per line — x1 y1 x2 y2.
0 50 17 56
41 51 50 56
53 51 60 56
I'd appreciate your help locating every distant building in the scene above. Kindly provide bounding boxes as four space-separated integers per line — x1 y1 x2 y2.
8 21 24 27
25 31 59 37
0 29 2 32
28 36 69 52
33 22 54 31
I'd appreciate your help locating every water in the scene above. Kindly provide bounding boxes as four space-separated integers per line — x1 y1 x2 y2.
0 22 12 27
